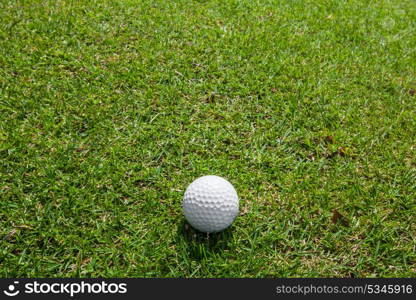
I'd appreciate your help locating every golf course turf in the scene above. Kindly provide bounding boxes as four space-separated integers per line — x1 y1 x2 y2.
0 0 415 277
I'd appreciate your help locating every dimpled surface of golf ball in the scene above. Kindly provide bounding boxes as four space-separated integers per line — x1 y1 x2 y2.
183 175 239 233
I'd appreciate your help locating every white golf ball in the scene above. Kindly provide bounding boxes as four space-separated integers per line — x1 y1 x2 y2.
182 175 239 233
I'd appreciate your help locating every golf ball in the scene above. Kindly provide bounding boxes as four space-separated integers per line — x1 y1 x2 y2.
182 175 239 233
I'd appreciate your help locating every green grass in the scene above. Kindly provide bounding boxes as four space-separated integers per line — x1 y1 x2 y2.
1 0 415 277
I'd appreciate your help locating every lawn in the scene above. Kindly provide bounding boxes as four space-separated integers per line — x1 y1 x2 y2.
0 0 415 277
